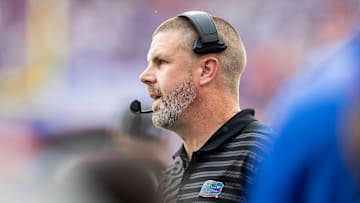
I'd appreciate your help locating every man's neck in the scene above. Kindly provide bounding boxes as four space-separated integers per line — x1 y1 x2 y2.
174 108 239 160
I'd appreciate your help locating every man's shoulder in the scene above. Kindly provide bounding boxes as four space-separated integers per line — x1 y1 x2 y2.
230 119 274 142
230 120 274 153
242 120 274 137
224 109 273 141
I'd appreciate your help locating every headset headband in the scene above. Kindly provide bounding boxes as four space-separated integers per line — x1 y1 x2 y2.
178 11 227 54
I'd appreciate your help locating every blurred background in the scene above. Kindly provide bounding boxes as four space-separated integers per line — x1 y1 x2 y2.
0 0 359 202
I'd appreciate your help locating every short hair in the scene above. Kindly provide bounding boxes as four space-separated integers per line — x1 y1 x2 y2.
153 14 247 93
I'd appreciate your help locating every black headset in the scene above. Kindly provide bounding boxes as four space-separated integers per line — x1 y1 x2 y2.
178 11 227 54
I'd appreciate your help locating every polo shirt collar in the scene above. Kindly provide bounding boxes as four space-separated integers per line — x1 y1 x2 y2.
173 109 256 158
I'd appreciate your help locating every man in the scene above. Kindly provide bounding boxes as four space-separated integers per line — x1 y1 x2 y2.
248 28 360 203
139 11 272 203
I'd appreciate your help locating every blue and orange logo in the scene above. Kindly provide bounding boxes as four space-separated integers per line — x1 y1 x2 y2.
199 180 224 198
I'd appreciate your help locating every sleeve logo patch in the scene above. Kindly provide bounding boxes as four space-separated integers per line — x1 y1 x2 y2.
199 180 224 198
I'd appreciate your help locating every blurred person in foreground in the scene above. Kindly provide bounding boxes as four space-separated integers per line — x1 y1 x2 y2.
248 27 360 203
139 11 272 203
55 104 174 203
58 156 163 203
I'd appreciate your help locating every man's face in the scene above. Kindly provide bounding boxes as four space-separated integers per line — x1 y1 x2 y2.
139 30 197 129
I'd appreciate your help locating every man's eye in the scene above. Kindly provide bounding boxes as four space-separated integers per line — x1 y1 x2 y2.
159 60 167 65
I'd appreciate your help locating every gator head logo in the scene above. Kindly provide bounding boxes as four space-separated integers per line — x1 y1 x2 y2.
199 180 224 198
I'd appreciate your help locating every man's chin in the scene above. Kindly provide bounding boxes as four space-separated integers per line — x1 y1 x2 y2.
152 114 174 129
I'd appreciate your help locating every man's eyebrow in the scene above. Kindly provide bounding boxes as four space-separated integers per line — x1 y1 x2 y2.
147 51 169 62
147 54 157 63
147 51 158 62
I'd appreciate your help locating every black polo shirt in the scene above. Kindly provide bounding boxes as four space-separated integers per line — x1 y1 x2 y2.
159 109 272 203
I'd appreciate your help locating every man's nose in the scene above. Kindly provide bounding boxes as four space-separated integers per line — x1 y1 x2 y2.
139 65 156 85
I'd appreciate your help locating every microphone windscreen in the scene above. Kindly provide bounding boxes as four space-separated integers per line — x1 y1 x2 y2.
130 100 141 114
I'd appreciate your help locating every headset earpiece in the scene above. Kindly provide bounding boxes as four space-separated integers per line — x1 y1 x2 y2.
179 11 227 54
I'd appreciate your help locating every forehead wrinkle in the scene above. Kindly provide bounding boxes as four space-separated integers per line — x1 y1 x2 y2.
147 30 183 60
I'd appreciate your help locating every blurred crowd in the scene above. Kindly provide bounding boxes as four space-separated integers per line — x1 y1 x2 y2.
0 0 359 202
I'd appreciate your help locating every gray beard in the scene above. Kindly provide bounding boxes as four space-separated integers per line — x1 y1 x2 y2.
152 76 196 129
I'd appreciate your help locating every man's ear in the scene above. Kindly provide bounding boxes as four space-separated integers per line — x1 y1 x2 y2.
199 56 219 86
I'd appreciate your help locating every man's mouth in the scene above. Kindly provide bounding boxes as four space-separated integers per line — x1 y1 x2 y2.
150 94 162 101
150 94 162 111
